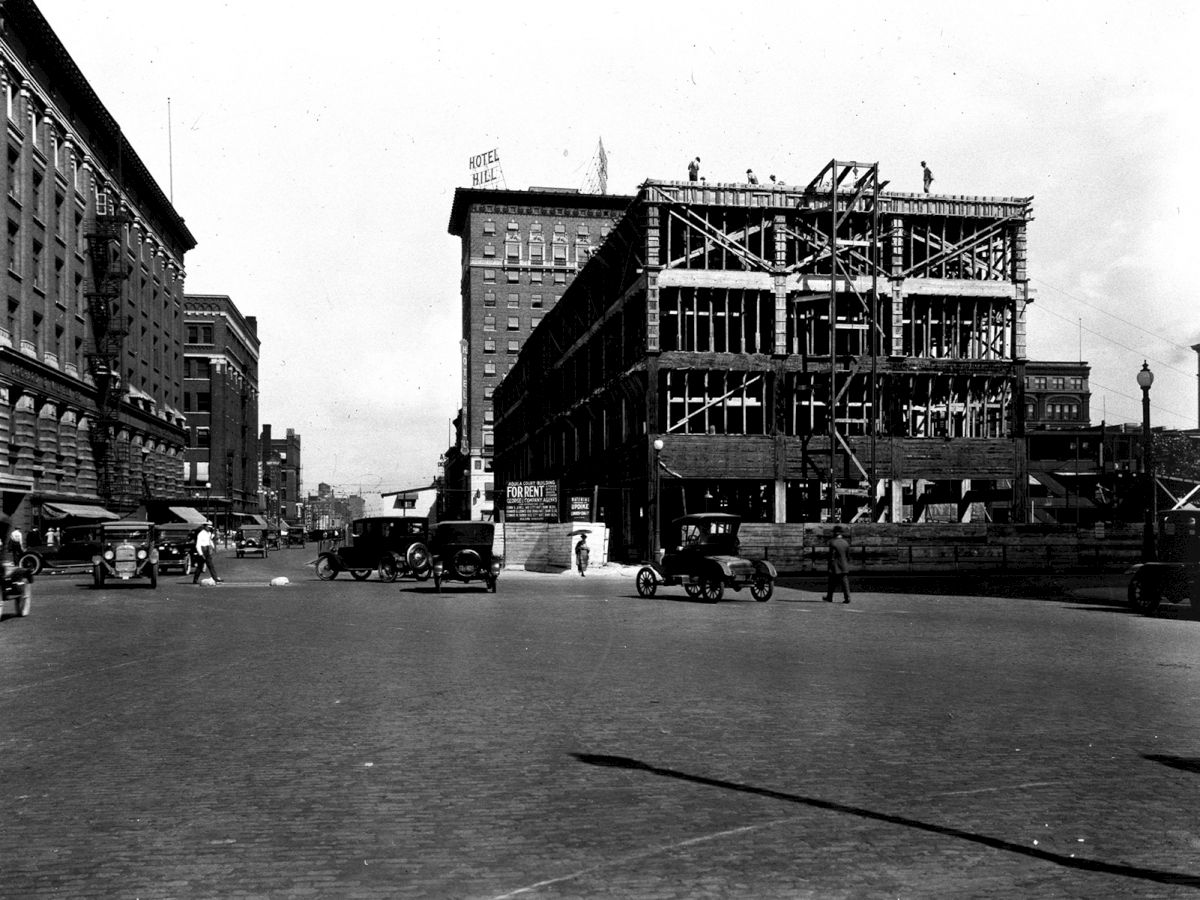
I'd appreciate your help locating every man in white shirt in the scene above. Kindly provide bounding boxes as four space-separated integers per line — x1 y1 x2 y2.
192 523 222 584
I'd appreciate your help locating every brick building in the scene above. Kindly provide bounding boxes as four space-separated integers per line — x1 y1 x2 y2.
495 166 1038 558
1025 360 1089 429
445 186 632 520
0 0 196 532
182 294 259 524
261 424 301 526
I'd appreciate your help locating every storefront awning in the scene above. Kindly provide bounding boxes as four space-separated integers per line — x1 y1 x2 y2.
168 506 209 524
41 502 120 521
249 514 271 527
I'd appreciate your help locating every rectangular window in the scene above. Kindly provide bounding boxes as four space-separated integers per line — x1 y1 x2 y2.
484 386 495 399
530 271 543 284
54 193 64 236
483 243 496 258
31 240 43 288
507 220 519 232
186 325 199 343
531 294 543 309
483 291 496 307
195 392 212 413
7 220 18 273
577 223 590 236
31 169 43 219
531 317 542 330
483 220 496 234
1033 377 1046 390
484 362 497 375
507 340 519 353
196 427 211 448
484 409 494 424
507 316 520 331
506 269 519 283
530 222 542 233
530 243 544 264
6 148 18 200
482 268 496 282
483 339 495 353
483 430 495 448
483 315 496 332
554 223 566 234
554 272 566 285
552 245 568 264
507 293 519 308
505 242 519 261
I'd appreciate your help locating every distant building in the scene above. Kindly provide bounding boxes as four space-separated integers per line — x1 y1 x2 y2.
1025 360 1089 429
380 483 438 519
0 1 196 532
182 295 259 523
261 425 301 524
445 186 632 520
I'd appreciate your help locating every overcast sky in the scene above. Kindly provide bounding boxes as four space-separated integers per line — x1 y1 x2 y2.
35 1 1200 495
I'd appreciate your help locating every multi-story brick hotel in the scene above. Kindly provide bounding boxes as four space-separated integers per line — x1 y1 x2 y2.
445 186 631 520
0 0 196 532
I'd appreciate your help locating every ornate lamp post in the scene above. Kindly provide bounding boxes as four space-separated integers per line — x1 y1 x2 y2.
1137 361 1155 561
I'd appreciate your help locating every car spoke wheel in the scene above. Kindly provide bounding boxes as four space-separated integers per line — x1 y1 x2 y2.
183 556 193 576
635 567 657 598
700 579 723 603
17 552 41 577
751 579 773 602
315 556 338 581
350 569 372 581
378 557 399 583
407 543 431 576
1128 573 1161 615
683 581 702 599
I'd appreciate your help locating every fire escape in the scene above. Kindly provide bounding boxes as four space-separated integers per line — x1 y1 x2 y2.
84 192 134 508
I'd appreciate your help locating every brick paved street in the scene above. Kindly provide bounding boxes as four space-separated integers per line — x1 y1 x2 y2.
2 549 1199 898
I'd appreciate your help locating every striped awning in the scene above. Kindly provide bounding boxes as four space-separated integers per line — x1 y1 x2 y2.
41 502 119 521
168 506 209 524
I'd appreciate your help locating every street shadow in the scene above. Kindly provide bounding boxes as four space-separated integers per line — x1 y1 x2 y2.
1144 754 1200 774
572 753 1200 888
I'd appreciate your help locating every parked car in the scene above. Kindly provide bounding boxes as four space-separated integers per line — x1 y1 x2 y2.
314 517 430 582
286 526 307 548
635 513 776 602
1127 509 1200 616
92 521 159 588
430 520 500 592
155 523 198 575
236 526 270 558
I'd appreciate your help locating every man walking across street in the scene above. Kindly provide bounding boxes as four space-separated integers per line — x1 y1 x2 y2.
192 522 222 584
822 525 852 604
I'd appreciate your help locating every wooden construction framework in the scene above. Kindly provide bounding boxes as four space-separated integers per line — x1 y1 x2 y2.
493 169 1034 555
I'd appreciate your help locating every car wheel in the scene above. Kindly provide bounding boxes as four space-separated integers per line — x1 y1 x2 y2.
15 582 30 616
635 567 657 598
700 579 723 603
407 543 431 576
453 549 481 578
148 565 158 589
315 556 338 581
1128 572 1161 615
751 579 774 602
17 552 41 577
378 556 399 583
683 581 702 599
350 569 371 581
183 556 193 576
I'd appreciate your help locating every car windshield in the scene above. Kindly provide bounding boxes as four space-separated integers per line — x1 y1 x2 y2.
435 523 492 545
105 527 150 543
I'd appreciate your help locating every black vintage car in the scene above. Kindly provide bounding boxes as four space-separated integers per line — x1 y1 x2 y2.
1127 509 1200 617
92 521 159 588
314 517 430 582
430 520 500 592
236 526 270 558
635 513 776 603
155 523 198 575
286 526 307 548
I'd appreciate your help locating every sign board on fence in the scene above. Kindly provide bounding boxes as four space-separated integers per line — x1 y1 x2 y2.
569 495 592 521
505 480 559 522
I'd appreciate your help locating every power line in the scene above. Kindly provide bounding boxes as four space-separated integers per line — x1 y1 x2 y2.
1031 276 1195 356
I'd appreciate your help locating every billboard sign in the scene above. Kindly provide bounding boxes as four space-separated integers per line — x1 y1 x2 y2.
469 148 501 188
505 480 559 522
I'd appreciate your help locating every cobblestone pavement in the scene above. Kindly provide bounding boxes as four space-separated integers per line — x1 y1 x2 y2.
2 551 1198 898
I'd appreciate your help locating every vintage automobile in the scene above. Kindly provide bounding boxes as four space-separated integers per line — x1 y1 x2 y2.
635 513 776 603
155 523 198 575
92 521 159 588
236 525 270 558
430 520 500 592
314 517 430 582
1127 509 1200 617
286 526 307 548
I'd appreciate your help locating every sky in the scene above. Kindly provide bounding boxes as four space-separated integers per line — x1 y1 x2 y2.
33 0 1200 496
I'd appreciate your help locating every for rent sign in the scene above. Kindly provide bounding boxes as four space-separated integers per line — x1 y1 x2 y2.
505 480 559 522
469 148 501 187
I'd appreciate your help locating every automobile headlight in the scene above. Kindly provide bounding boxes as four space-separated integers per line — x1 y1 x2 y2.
103 550 114 561
137 549 147 560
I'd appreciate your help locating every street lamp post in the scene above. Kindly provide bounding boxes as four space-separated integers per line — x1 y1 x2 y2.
1137 361 1155 561
652 438 663 561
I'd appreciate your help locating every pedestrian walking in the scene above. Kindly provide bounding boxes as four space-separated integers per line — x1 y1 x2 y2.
822 525 852 604
8 525 24 555
688 156 700 181
921 161 934 193
575 533 590 577
192 522 222 584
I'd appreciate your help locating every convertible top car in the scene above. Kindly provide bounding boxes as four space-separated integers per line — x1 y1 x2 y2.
635 513 775 603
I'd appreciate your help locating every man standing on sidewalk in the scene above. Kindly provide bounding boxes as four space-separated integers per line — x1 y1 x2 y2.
822 525 852 604
192 522 222 584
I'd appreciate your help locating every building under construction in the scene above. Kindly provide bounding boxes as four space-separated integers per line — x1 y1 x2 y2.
493 162 1035 559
